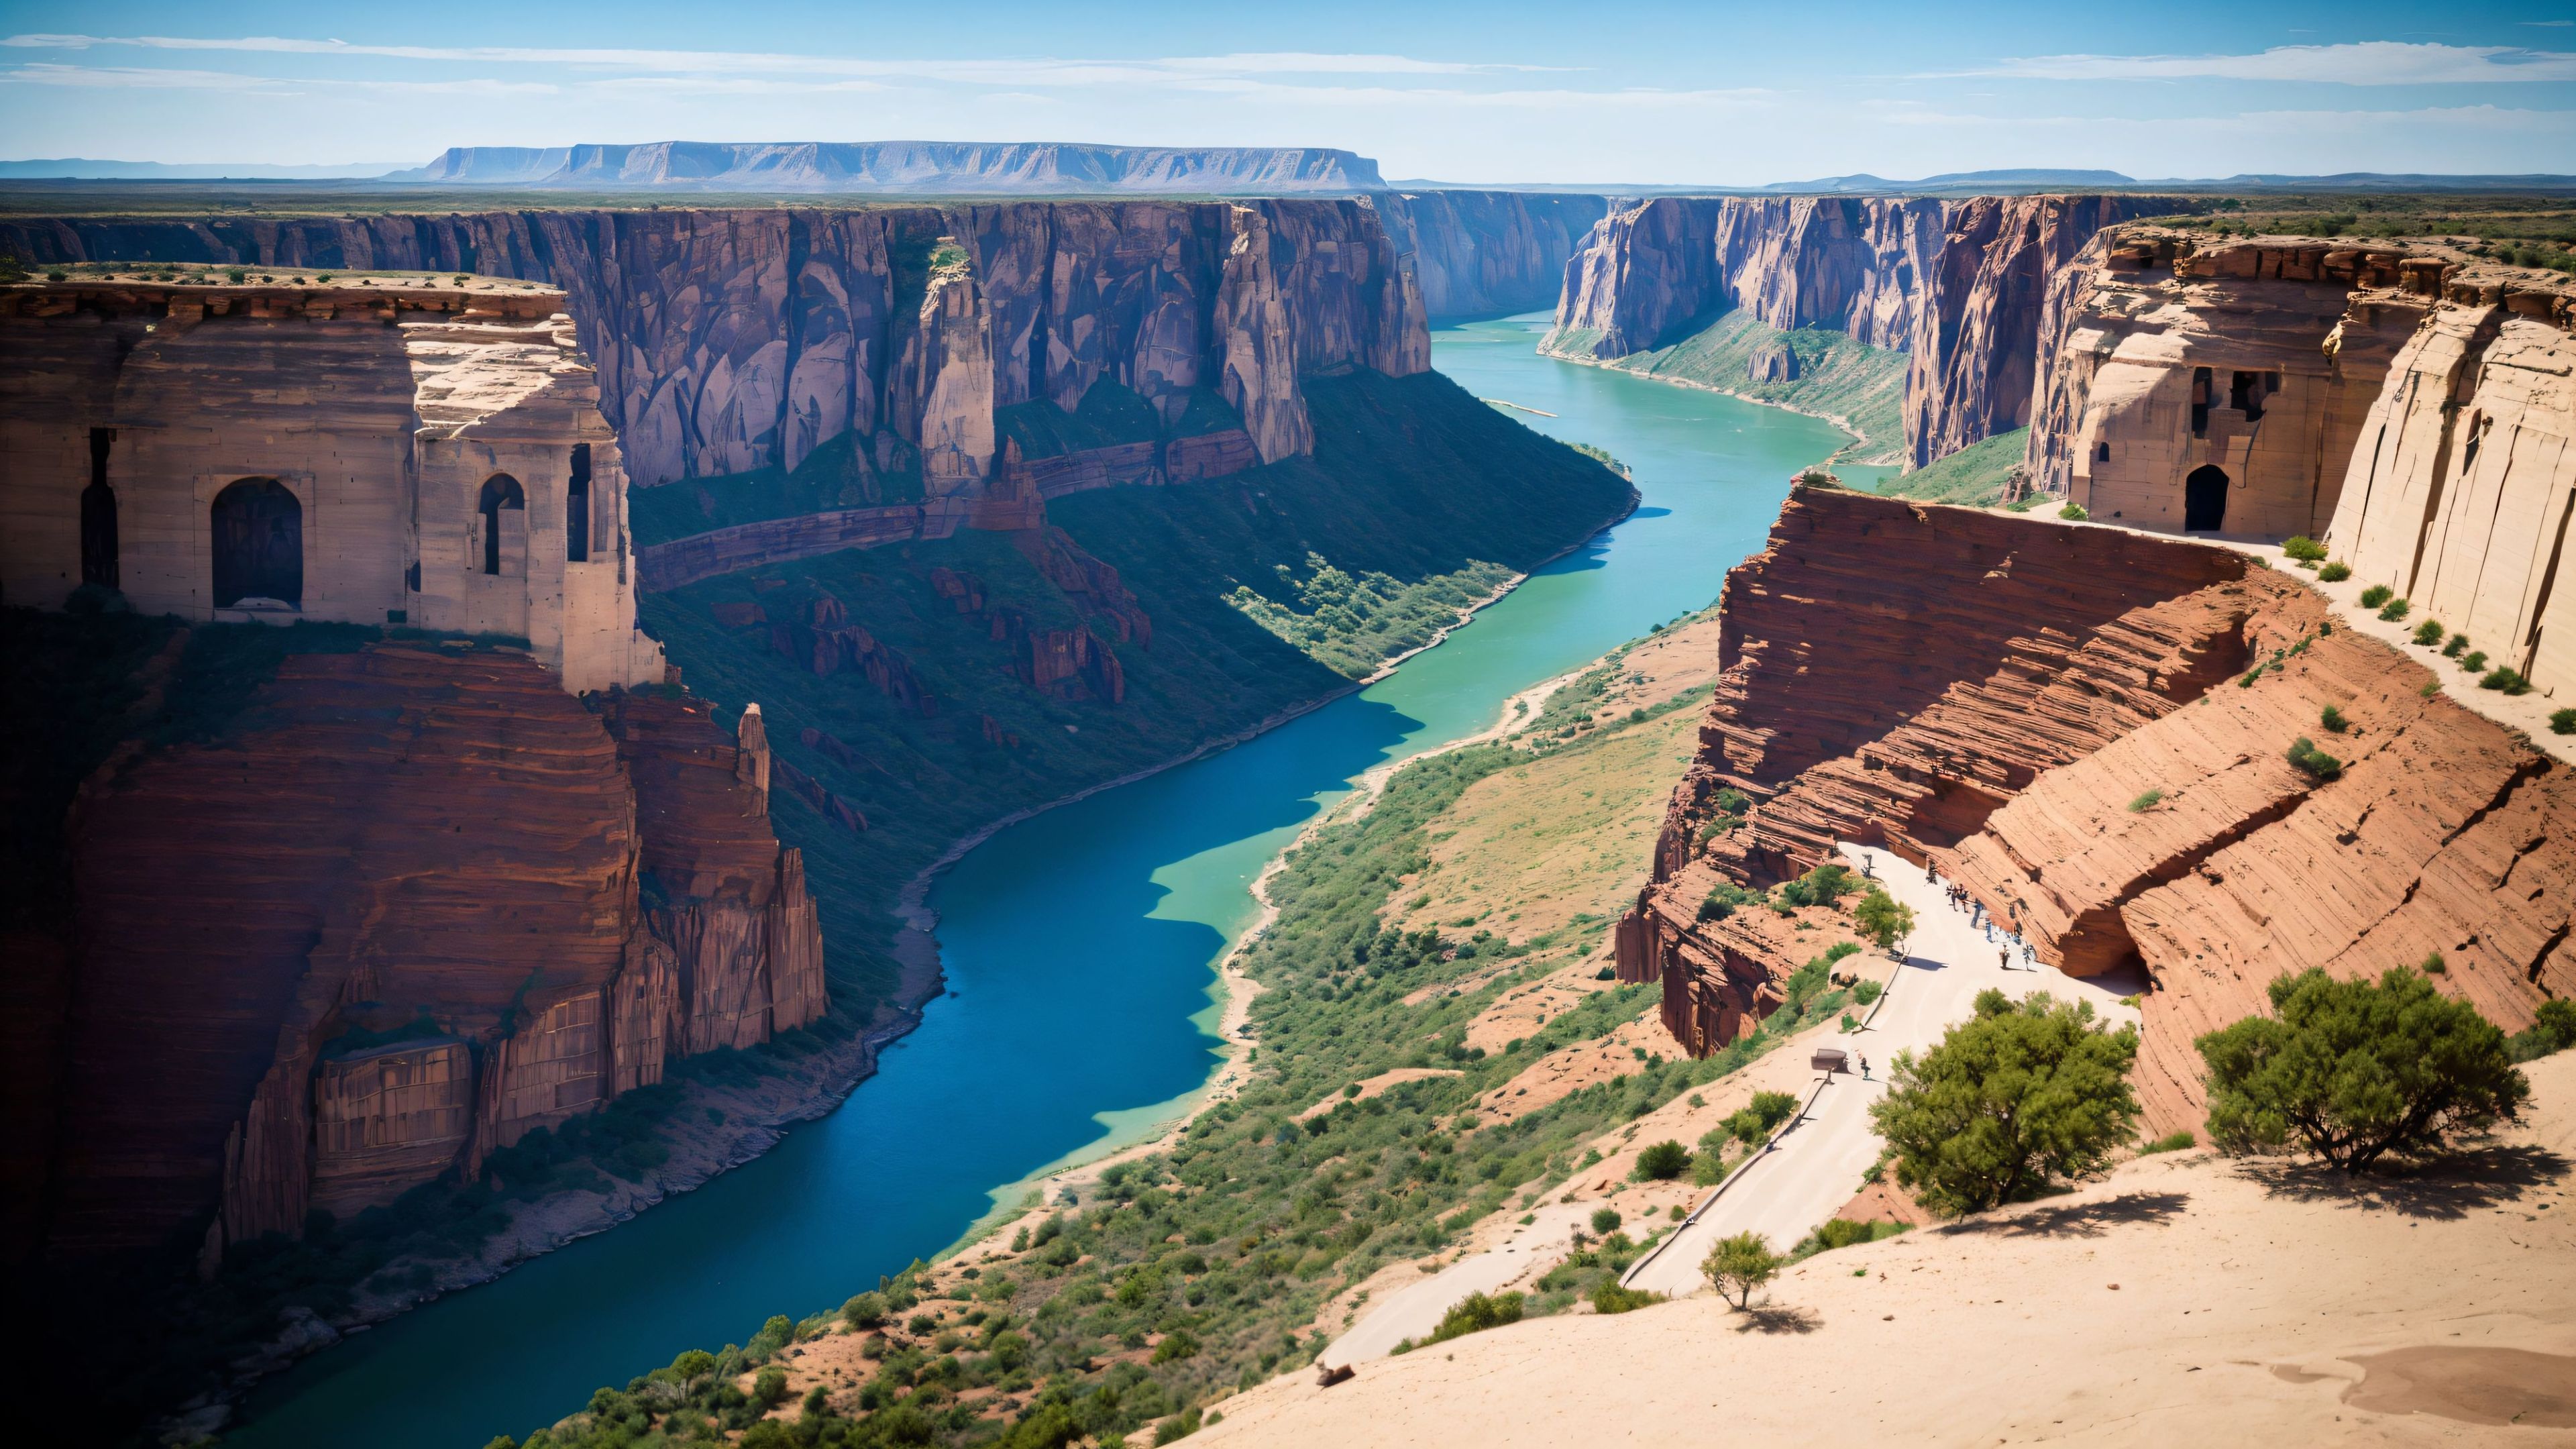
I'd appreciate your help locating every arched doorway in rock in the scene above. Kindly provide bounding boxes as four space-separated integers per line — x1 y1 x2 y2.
478 474 527 576
2185 464 2230 532
211 477 303 607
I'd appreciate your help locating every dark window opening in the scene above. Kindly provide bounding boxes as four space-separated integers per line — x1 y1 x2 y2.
211 477 303 607
2191 367 2212 437
2185 464 2230 532
478 474 526 577
2096 441 2112 463
82 427 118 588
2231 370 2265 423
566 443 592 562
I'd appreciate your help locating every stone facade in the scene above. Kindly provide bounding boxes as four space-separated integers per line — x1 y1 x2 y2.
0 278 664 694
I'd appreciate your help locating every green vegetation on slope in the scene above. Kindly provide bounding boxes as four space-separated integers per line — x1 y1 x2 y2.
1872 427 2028 508
503 654 1866 1449
1599 311 1907 462
629 432 926 546
645 366 1635 1023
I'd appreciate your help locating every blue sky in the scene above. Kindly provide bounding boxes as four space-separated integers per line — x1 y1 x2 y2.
1 1 2572 182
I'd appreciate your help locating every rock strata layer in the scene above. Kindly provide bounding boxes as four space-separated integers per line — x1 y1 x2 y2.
34 645 820 1261
1619 486 2567 1130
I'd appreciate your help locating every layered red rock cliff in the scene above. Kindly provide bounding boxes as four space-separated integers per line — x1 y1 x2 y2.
1537 193 2189 468
1619 486 2568 1132
32 644 822 1262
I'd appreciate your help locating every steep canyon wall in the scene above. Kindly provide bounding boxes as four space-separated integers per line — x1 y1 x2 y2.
1538 193 2191 466
1616 486 2569 1130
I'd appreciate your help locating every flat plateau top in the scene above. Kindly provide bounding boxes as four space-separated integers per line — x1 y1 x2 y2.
1 268 566 319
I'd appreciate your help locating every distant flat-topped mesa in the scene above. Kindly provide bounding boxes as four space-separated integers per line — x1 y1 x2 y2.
0 274 668 692
383 140 1389 195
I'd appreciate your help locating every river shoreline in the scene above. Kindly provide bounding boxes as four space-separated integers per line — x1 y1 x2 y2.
1534 340 1904 468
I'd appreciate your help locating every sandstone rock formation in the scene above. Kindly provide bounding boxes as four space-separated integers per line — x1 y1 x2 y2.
0 200 1430 490
1369 190 1611 319
1618 486 2567 1131
28 645 820 1262
1536 193 2185 470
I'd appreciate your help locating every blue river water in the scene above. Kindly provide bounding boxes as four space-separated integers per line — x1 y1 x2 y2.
223 313 1850 1448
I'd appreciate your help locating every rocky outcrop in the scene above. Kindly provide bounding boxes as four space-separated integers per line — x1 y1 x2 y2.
384 141 1389 195
1371 190 1611 319
34 645 820 1260
0 201 1430 490
1538 194 2188 468
1618 486 2566 1132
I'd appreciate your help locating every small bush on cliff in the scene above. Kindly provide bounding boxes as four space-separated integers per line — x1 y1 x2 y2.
2318 561 2353 582
2127 788 2164 812
2552 708 2576 736
1723 1091 1803 1146
2057 502 2088 522
1697 881 1754 922
1776 863 1857 910
2139 1129 2199 1155
2459 650 2489 674
1703 1231 1782 1309
2197 966 2529 1174
1852 888 1914 953
1870 990 2141 1216
2377 597 2412 623
2359 584 2394 609
2445 632 2471 658
2282 535 2328 564
2481 666 2532 695
1852 979 1883 1007
2286 737 2342 782
1632 1140 1693 1180
1591 1279 1666 1313
2318 706 2347 734
2413 621 2447 647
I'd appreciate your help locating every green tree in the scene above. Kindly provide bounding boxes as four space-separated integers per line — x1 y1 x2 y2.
1702 1231 1781 1309
1424 1290 1523 1345
2196 967 2530 1173
1870 990 2141 1216
1590 1205 1622 1234
840 1290 888 1329
1853 888 1915 953
751 1366 790 1407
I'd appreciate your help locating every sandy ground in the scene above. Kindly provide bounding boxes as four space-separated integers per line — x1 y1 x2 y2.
1208 1051 2576 1448
1626 845 2141 1295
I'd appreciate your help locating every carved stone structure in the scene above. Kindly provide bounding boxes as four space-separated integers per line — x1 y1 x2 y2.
0 278 665 694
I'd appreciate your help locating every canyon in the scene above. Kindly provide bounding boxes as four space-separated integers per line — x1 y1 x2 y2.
380 142 1392 195
1539 193 2192 466
1616 484 2571 1134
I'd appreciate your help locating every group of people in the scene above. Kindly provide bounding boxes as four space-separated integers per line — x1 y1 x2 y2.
1924 865 2041 970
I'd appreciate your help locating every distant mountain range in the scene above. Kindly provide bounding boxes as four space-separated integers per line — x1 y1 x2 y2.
3 149 2571 197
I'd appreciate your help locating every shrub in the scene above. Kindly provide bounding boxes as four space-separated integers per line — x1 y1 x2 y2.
2127 789 2164 812
2459 651 2489 673
2445 633 2471 658
1590 1206 1622 1234
1632 1140 1692 1181
1697 881 1754 922
841 1291 888 1329
2282 535 2328 563
2285 737 2342 782
2553 708 2576 736
1775 863 1858 910
1703 1231 1782 1308
2420 951 2446 975
1852 887 1915 951
2481 666 2532 695
1424 1290 1523 1346
752 1366 790 1407
1852 979 1883 1006
1590 1279 1666 1314
2198 965 2529 1173
1725 1091 1802 1146
2509 1000 2576 1063
2413 621 2446 647
2318 706 2347 734
2359 584 2394 609
1690 1150 1729 1186
2137 1130 2198 1155
1870 990 2141 1216
2318 561 2353 582
1151 1330 1200 1364
2377 597 2411 623
228 268 247 283
2058 503 2088 521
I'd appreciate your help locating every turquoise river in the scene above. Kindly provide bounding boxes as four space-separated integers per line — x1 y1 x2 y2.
225 313 1854 1448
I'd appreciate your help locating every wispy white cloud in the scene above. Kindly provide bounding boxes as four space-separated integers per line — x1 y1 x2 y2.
0 62 557 95
0 34 1570 86
1948 41 2576 85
